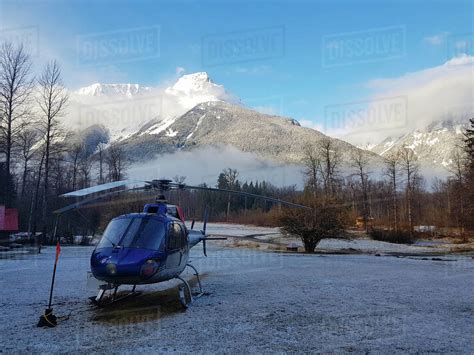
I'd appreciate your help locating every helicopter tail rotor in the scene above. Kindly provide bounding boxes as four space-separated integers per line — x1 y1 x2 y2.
202 206 209 235
202 206 209 256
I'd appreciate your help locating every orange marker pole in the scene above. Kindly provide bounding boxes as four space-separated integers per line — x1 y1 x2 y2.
38 242 61 327
48 242 61 309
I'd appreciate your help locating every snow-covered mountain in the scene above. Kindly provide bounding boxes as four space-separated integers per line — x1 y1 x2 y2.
118 100 380 167
69 72 469 180
70 72 239 142
369 119 469 175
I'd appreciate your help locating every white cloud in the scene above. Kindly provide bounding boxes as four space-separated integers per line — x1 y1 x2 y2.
424 32 449 46
335 55 474 146
299 119 324 132
176 66 186 76
455 40 467 49
234 65 271 75
128 145 303 188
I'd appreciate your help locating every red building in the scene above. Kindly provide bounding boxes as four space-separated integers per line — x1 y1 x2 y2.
0 205 19 232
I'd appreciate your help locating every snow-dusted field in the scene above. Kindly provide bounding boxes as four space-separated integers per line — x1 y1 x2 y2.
1 225 473 353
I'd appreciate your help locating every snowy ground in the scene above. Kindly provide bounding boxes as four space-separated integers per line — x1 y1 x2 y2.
1 224 473 353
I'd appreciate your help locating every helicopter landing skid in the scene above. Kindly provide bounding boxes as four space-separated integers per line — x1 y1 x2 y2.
89 284 141 307
176 263 205 309
176 276 193 309
186 263 204 298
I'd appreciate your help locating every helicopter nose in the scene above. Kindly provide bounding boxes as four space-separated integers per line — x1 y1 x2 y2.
91 248 163 282
105 262 117 275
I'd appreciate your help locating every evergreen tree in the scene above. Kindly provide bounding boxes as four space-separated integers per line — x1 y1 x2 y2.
217 172 228 189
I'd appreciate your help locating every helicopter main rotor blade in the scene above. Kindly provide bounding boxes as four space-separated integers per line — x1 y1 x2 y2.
178 184 311 210
54 186 147 214
60 180 145 197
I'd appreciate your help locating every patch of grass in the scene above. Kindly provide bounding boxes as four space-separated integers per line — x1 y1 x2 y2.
450 245 474 253
369 229 414 245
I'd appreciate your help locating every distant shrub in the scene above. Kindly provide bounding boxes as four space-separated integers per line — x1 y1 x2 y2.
215 209 281 227
369 229 414 244
278 197 347 252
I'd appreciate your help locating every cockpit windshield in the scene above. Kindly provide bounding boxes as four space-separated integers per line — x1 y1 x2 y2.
96 216 165 250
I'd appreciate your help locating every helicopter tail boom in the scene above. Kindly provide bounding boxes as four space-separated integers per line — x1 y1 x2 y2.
187 230 226 256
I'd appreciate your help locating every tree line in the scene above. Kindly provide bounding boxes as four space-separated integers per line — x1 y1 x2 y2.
276 129 473 251
300 134 473 235
0 42 129 241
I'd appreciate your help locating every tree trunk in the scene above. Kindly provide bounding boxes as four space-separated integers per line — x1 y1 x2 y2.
392 175 398 232
5 106 12 207
407 185 414 235
21 159 28 198
42 114 52 237
226 195 231 221
30 151 45 253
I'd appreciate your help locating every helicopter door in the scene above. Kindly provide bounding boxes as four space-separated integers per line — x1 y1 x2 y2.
166 222 185 271
175 223 188 269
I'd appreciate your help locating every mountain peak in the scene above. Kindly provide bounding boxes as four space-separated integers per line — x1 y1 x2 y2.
167 72 213 95
180 71 210 82
165 71 239 105
76 83 150 97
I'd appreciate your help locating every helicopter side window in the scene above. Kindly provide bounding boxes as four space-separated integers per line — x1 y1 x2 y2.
167 222 186 250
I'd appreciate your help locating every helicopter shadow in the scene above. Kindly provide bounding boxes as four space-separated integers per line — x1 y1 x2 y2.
91 272 210 324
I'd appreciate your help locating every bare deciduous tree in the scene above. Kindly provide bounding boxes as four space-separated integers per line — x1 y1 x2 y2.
37 60 68 233
399 147 420 234
79 151 93 188
302 143 320 195
447 146 467 233
96 142 107 184
350 149 371 232
106 145 130 182
0 42 34 205
17 126 39 198
384 151 400 232
173 175 186 184
318 137 341 199
68 143 83 190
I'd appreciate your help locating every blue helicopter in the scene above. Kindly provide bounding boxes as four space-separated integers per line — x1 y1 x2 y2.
55 179 309 308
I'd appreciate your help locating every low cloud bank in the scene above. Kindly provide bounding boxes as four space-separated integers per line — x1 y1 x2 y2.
128 145 304 188
329 56 473 146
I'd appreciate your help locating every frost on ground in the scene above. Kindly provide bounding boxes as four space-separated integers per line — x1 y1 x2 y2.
204 223 466 255
0 225 473 353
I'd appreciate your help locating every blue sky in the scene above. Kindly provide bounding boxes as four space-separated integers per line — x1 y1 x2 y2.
0 0 473 130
